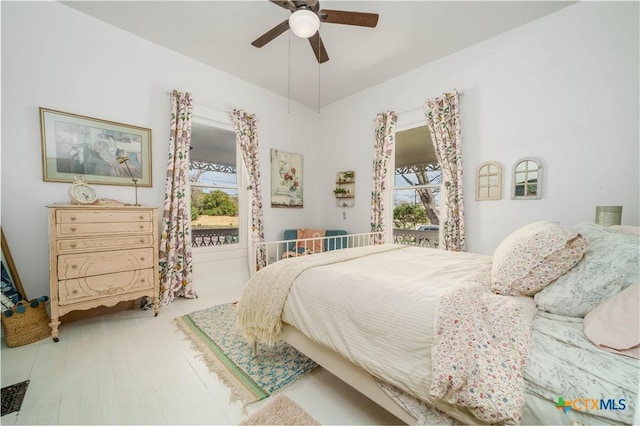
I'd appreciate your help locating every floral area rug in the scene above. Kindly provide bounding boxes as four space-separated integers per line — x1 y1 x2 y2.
174 303 317 405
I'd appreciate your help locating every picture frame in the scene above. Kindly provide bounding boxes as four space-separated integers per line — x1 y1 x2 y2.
1 228 27 303
40 107 152 187
271 149 303 208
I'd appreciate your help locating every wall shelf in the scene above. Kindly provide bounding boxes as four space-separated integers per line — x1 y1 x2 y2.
334 171 355 207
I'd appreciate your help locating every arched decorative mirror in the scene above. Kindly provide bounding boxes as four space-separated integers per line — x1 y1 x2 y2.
512 157 542 199
475 161 502 200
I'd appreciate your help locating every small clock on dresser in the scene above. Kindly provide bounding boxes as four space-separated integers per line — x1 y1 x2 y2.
69 175 97 205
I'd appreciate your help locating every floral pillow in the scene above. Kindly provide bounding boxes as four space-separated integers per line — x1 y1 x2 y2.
534 223 640 317
491 221 589 296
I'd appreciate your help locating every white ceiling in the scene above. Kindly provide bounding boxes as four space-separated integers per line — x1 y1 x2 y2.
61 1 574 109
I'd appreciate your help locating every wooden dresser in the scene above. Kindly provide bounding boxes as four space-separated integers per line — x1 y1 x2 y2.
47 205 160 341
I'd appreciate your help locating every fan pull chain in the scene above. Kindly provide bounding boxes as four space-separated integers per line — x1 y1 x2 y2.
288 30 291 114
317 33 321 113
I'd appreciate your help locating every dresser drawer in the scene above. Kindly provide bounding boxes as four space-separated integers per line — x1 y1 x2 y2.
58 221 152 237
57 210 153 224
58 268 154 306
58 248 154 279
57 235 153 252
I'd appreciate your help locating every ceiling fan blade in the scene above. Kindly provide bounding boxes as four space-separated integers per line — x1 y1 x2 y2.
308 32 329 63
269 0 296 11
251 19 290 48
319 9 379 27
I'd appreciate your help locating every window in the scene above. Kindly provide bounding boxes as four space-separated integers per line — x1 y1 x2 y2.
189 123 241 247
393 125 441 247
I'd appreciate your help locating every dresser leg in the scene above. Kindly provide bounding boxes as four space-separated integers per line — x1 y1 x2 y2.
49 317 61 342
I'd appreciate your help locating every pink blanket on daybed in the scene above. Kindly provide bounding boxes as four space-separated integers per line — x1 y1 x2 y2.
297 228 325 253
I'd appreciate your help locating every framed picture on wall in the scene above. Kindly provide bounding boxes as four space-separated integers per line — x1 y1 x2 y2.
39 107 152 186
271 149 303 208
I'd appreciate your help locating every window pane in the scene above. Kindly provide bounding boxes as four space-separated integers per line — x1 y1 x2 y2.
190 169 237 186
190 164 239 247
394 168 442 188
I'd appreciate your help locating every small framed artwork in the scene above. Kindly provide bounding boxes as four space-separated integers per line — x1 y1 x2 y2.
40 107 152 187
475 161 502 200
271 149 303 208
1 228 26 306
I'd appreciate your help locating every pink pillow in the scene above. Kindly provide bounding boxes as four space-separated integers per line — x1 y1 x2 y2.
584 283 639 359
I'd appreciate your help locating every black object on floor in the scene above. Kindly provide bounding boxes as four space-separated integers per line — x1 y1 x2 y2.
1 380 29 416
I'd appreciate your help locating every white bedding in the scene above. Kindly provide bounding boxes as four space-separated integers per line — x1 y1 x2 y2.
282 246 492 409
525 311 638 425
239 242 639 425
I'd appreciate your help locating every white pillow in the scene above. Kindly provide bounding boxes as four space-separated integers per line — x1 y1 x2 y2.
608 225 640 237
534 223 640 317
491 221 588 296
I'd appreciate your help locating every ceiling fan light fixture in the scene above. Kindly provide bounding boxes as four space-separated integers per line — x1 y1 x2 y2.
289 9 320 39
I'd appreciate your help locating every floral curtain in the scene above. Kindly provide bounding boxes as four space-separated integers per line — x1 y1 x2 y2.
370 111 397 244
159 90 196 306
231 109 266 271
424 90 465 251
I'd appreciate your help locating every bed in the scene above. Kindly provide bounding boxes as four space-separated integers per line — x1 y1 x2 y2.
237 222 639 425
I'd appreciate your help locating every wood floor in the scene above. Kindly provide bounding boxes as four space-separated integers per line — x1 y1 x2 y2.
1 282 403 425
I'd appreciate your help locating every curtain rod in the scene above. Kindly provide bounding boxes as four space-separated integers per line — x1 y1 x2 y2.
165 91 259 121
394 91 464 117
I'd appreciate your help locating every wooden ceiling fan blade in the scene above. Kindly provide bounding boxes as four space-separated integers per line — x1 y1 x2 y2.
319 10 379 27
251 19 290 48
308 32 329 63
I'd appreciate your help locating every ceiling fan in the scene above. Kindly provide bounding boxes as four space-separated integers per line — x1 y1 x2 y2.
251 0 379 64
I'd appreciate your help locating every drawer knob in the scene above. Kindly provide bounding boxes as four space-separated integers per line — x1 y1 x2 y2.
71 264 77 269
139 215 144 220
140 239 144 243
140 257 145 261
70 216 77 221
72 290 78 294
70 243 77 248
140 278 145 283
70 227 76 232
139 225 144 229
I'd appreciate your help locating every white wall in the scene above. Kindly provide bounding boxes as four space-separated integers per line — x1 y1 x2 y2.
317 1 639 254
3 1 639 301
1 1 321 299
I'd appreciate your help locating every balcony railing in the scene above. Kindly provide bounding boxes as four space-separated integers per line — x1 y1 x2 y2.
191 228 238 248
192 228 438 249
392 229 439 248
